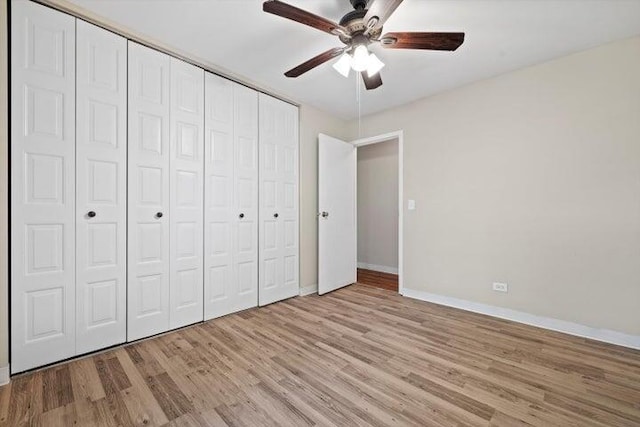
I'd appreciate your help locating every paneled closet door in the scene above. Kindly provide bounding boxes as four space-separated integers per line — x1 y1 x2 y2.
10 1 76 373
75 20 127 355
258 94 300 306
127 42 171 341
204 75 258 319
169 58 204 328
233 85 260 311
204 74 234 319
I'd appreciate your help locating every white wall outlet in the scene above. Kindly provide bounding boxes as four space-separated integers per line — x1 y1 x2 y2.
493 282 508 293
408 199 416 210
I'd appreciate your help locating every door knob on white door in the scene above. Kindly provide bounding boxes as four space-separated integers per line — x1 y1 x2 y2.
87 211 96 218
156 212 163 218
321 211 329 218
273 213 279 218
239 213 245 219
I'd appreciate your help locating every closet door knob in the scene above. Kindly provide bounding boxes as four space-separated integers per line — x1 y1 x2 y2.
273 213 279 218
87 211 96 218
156 212 163 218
239 213 245 219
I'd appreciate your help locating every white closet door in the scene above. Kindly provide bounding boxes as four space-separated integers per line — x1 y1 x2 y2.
204 75 258 319
204 74 234 319
169 58 204 328
127 42 171 341
75 20 127 355
10 1 76 373
233 85 259 311
258 94 300 306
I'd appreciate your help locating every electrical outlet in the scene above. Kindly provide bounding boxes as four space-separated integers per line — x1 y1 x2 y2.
493 282 508 293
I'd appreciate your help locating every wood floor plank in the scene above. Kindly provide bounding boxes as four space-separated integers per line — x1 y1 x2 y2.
357 268 399 291
1 283 639 426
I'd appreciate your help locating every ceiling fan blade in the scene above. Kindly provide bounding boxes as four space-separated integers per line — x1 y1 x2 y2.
263 0 346 36
363 0 404 29
380 32 465 50
361 71 383 90
285 47 345 78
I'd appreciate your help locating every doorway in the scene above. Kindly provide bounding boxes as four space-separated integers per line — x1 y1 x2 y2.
317 131 404 296
356 138 399 292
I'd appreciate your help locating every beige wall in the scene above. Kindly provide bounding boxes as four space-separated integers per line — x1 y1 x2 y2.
357 139 399 270
1 1 9 370
346 37 640 336
299 105 350 289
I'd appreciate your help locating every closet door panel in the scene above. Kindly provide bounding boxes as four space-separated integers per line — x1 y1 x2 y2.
127 42 171 341
10 1 76 373
234 85 259 308
204 75 258 319
75 20 127 355
204 74 235 319
258 94 299 306
170 58 204 328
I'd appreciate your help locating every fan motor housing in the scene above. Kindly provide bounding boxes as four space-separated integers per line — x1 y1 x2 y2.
338 9 382 44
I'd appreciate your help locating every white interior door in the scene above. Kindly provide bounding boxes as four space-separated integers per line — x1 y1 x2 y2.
76 20 127 354
258 94 299 306
10 0 76 373
318 134 357 295
127 41 171 341
169 57 204 328
204 75 258 319
233 85 259 311
204 74 235 319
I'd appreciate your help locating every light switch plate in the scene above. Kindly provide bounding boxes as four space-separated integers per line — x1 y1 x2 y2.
408 199 416 210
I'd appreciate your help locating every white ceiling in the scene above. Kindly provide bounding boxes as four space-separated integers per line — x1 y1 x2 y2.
68 0 640 119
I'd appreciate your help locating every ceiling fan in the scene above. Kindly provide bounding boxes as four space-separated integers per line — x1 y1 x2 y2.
263 0 465 90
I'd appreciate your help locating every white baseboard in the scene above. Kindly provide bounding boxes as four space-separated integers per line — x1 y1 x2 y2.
0 365 9 386
299 284 318 296
357 262 398 275
402 288 640 350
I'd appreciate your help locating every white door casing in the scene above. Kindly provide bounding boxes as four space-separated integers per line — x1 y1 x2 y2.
318 134 357 295
10 1 76 373
258 94 299 306
76 20 127 354
169 57 204 328
204 74 258 319
127 41 171 341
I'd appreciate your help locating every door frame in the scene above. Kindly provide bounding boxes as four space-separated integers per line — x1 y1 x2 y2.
352 130 404 294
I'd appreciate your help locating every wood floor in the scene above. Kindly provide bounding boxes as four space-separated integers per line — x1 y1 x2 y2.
1 284 639 427
357 268 399 292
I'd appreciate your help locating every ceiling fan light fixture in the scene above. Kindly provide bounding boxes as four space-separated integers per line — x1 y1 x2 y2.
350 44 370 72
333 53 351 77
366 53 385 77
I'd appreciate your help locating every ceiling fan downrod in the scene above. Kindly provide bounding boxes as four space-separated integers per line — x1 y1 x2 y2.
350 0 368 11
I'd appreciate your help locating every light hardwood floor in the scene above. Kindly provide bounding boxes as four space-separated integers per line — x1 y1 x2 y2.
1 284 639 426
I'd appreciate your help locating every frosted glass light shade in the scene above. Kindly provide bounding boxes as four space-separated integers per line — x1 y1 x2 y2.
333 53 351 78
366 53 385 77
351 45 370 72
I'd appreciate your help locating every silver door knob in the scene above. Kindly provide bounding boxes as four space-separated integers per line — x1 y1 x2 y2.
321 211 329 218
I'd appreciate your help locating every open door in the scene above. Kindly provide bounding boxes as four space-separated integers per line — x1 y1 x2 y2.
318 134 357 295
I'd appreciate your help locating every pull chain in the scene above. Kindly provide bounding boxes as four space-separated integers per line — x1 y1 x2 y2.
356 72 362 139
